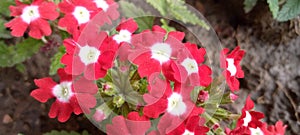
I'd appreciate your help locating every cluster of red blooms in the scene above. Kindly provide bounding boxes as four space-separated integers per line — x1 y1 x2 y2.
6 0 287 134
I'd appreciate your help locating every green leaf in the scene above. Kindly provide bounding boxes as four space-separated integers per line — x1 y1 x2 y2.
0 19 12 39
277 0 300 22
0 0 15 16
0 38 43 67
49 46 65 75
43 130 89 135
267 0 279 18
119 1 154 32
243 0 257 13
15 63 26 74
166 0 210 30
146 0 168 16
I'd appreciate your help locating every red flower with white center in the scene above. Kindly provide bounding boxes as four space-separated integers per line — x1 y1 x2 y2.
220 46 245 91
61 31 118 80
128 25 185 80
30 68 98 122
176 42 212 86
226 95 266 135
106 112 151 135
93 0 119 20
5 0 59 39
167 116 209 135
58 0 97 35
143 73 202 134
113 18 138 44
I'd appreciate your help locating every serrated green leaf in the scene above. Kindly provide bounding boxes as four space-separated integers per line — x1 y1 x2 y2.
243 0 257 13
0 38 42 67
267 0 279 18
146 0 167 16
119 1 154 32
277 0 300 22
49 46 65 75
166 0 210 30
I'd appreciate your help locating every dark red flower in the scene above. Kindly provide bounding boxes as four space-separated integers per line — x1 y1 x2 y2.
30 68 98 122
5 0 59 39
220 46 245 91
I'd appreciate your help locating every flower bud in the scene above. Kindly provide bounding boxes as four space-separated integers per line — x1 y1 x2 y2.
113 95 125 108
198 90 209 103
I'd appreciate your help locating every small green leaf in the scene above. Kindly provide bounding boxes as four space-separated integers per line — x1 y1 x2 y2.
0 38 43 67
0 0 15 16
15 63 26 74
0 19 12 39
267 0 279 18
243 0 257 13
119 1 154 32
277 0 300 22
49 46 65 75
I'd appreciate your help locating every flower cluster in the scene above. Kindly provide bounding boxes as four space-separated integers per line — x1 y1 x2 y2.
5 0 287 134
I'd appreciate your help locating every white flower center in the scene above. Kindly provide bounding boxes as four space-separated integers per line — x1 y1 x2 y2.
243 111 252 127
79 45 101 65
250 127 264 135
226 58 237 76
93 0 109 12
150 43 172 64
52 82 73 103
181 58 199 75
167 93 187 116
21 5 40 24
113 30 132 44
182 130 194 135
72 6 90 24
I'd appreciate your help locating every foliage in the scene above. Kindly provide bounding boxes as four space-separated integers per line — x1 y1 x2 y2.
119 1 154 32
243 0 258 13
49 46 65 75
43 130 89 135
146 0 210 30
244 0 300 21
0 38 43 67
277 0 300 21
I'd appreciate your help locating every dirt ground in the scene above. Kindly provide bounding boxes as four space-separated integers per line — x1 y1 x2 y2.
0 0 299 134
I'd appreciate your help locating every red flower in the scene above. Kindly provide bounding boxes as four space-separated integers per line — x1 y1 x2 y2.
93 0 120 20
58 0 97 35
106 112 151 135
128 25 185 80
227 95 266 135
30 68 98 122
5 0 59 39
220 46 245 91
113 18 138 44
177 42 212 86
143 73 203 134
61 31 118 80
167 116 209 135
